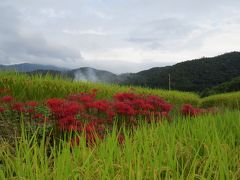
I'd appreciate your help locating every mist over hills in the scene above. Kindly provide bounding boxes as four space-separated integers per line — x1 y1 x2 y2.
1 51 240 94
68 67 121 83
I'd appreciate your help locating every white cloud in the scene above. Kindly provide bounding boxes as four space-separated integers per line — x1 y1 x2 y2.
63 29 108 36
0 0 240 73
40 8 67 18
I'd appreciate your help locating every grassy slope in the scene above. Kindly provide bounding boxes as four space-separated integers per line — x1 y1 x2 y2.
0 72 200 107
1 111 240 179
201 91 240 109
1 72 240 110
1 73 240 179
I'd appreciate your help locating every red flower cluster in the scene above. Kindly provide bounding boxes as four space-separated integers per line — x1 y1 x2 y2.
1 95 14 103
113 93 173 122
181 104 203 116
45 91 175 145
0 86 218 146
0 89 43 122
181 104 218 117
181 104 219 117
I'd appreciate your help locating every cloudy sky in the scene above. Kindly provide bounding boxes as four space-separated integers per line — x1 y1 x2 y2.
0 0 240 73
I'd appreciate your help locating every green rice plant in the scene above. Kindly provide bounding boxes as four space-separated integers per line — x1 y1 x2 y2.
0 111 240 179
201 91 240 109
0 72 200 108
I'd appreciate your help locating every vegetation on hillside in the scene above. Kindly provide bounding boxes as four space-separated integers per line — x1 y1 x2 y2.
201 91 240 109
0 72 200 107
2 52 240 96
123 52 240 93
201 76 240 97
0 72 240 179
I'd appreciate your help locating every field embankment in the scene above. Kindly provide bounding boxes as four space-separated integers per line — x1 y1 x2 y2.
0 72 240 179
201 91 240 109
0 72 200 108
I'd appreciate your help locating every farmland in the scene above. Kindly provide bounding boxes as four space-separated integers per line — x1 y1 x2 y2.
0 72 240 179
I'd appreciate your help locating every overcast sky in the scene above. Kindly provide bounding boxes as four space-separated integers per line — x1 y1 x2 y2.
0 0 240 73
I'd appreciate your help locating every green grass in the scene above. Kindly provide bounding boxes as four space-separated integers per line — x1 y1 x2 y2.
1 71 240 110
0 111 240 179
201 91 240 109
0 72 240 179
0 71 200 108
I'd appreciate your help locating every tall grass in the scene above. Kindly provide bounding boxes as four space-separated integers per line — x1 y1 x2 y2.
201 91 240 109
0 72 200 108
1 111 240 179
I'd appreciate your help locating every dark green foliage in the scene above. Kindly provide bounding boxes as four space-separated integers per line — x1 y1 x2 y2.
122 52 240 93
201 76 240 97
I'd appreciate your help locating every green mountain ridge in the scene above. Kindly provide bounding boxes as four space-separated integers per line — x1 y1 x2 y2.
201 76 240 97
1 52 240 95
123 51 240 93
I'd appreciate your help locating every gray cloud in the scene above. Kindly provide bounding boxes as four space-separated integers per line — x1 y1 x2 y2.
0 4 82 65
0 0 240 73
127 18 198 49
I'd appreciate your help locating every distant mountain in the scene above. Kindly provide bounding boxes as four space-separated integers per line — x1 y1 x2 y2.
122 52 240 93
0 63 120 83
201 76 240 97
0 63 68 72
1 52 240 94
68 67 120 83
26 69 68 78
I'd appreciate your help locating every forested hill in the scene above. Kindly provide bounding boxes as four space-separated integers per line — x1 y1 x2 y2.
201 76 240 97
121 52 240 93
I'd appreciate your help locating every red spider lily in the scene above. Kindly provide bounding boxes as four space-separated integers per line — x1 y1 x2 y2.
159 103 173 113
161 111 172 122
113 102 136 116
62 102 84 116
142 103 155 111
47 98 65 108
130 99 146 109
11 103 25 113
146 95 166 109
87 100 110 112
76 121 84 131
58 116 79 131
33 113 48 122
48 100 84 119
68 92 96 104
0 107 5 113
85 122 96 133
80 113 98 122
130 99 155 112
34 113 44 119
181 104 194 116
181 104 203 117
1 96 14 103
114 93 138 102
137 110 151 116
25 101 38 113
118 134 125 145
92 118 106 124
106 110 115 122
25 101 38 107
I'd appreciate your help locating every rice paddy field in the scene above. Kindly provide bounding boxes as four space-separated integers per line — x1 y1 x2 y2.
0 72 240 179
